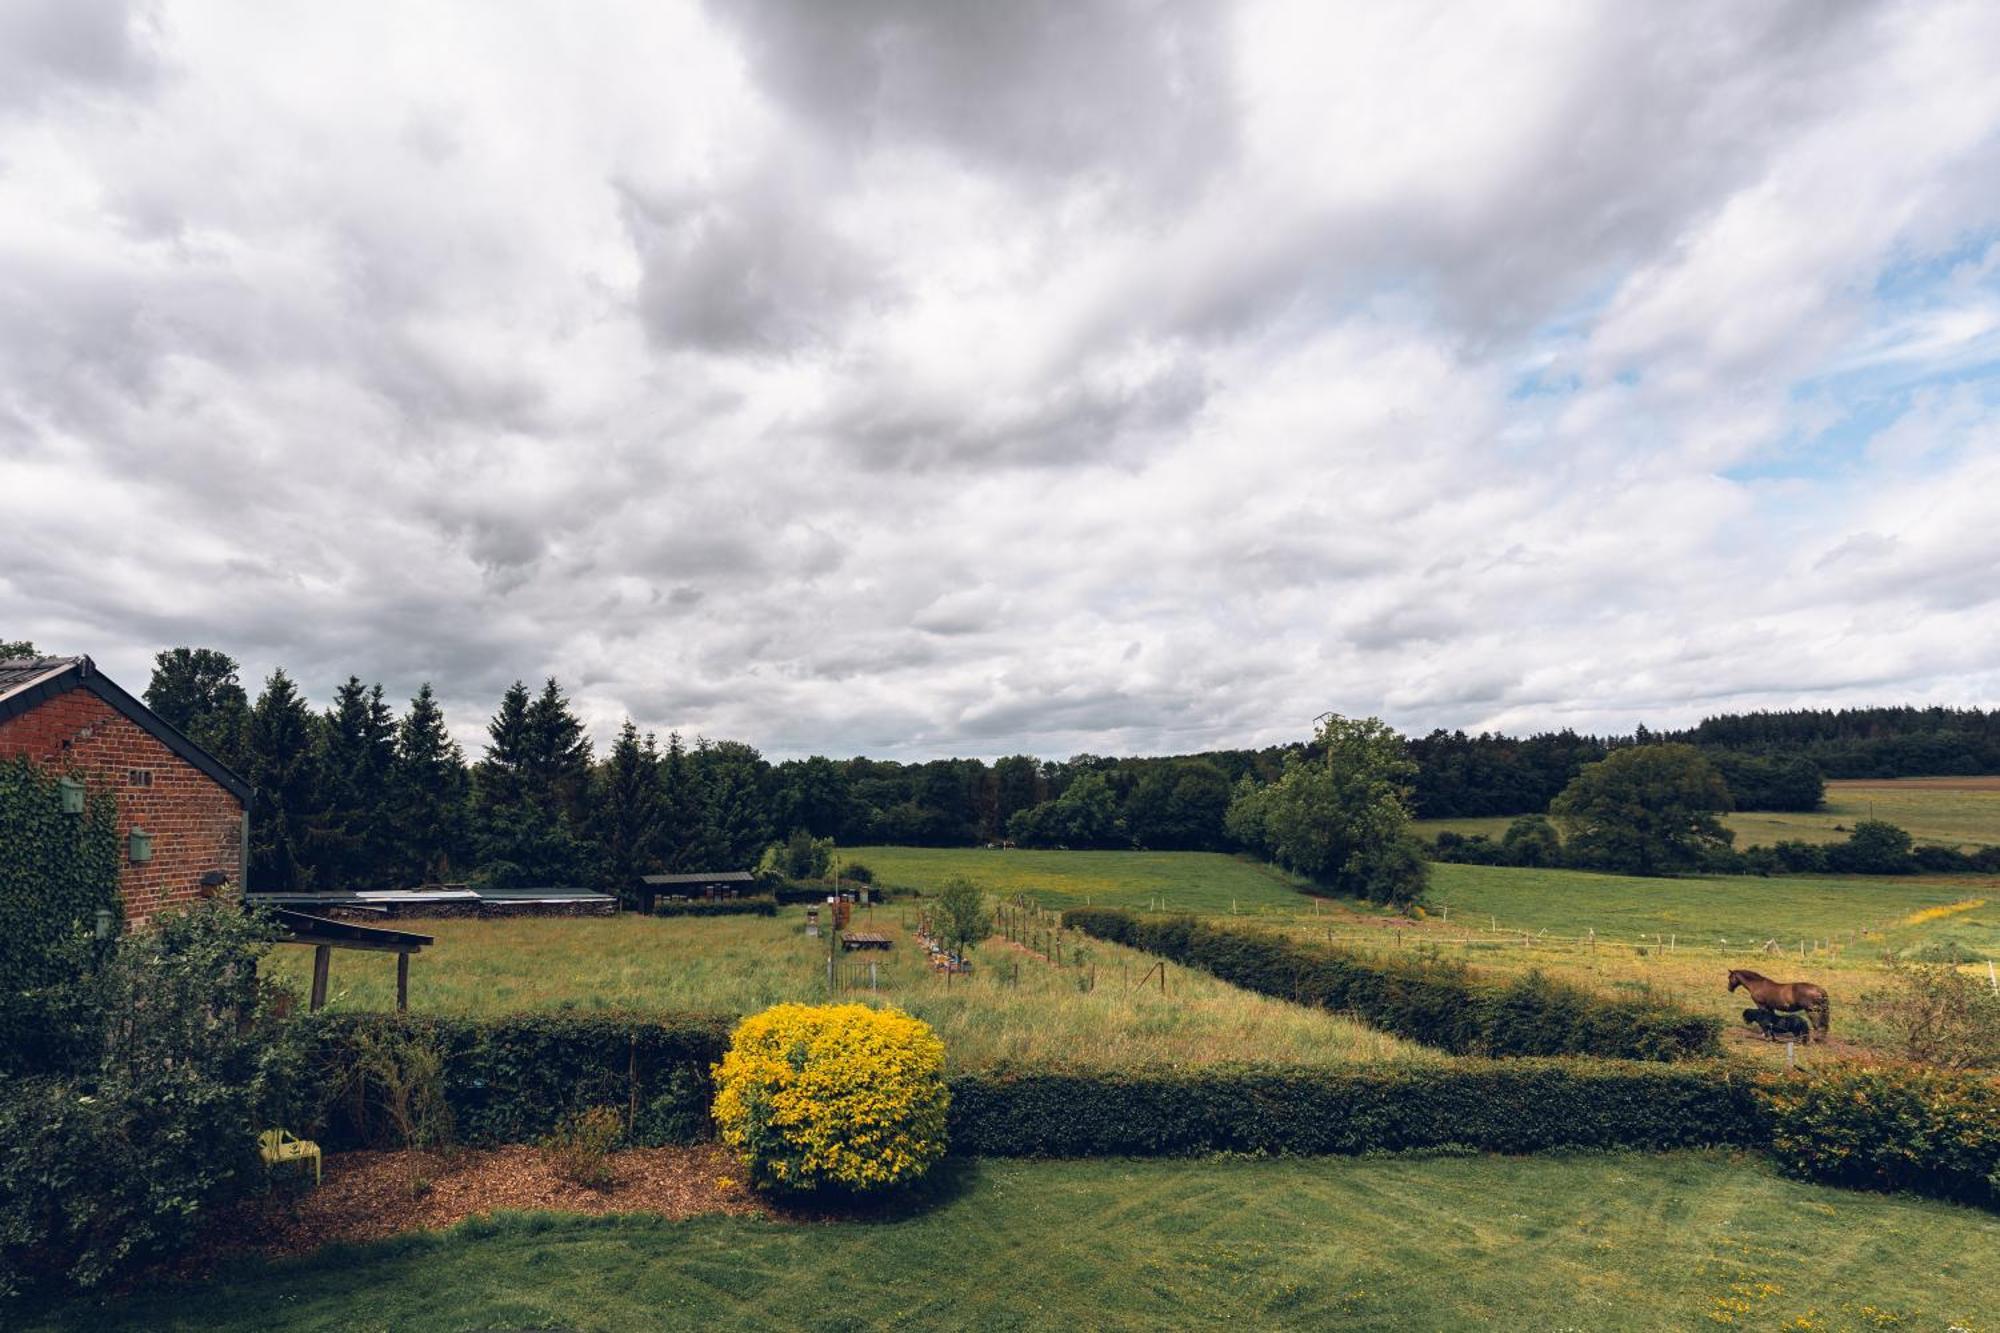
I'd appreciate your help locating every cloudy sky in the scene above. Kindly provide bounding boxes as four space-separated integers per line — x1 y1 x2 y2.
4 0 2000 761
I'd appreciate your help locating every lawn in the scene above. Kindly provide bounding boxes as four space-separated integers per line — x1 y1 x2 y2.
1415 776 2000 851
849 846 1316 915
264 911 1436 1070
36 1153 2000 1332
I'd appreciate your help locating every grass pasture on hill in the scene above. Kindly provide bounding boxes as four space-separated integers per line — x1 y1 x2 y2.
39 1153 2000 1332
265 911 1436 1070
851 846 1314 914
1417 775 2000 850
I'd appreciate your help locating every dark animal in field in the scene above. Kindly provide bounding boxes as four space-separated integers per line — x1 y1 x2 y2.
1740 1007 1810 1041
1727 969 1829 1041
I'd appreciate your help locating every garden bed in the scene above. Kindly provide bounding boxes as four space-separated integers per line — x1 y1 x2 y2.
217 1144 762 1259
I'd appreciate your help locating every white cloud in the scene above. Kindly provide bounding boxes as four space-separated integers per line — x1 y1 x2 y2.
3 0 1999 759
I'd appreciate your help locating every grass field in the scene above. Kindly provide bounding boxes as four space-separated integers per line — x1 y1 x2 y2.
850 846 1314 914
1416 776 2000 851
264 912 1436 1070
36 1153 1999 1332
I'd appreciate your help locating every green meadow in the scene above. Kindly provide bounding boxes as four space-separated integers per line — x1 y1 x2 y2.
1416 777 2000 851
36 1154 1999 1333
265 910 1434 1070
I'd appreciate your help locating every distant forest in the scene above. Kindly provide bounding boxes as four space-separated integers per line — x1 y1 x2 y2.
8 640 1996 890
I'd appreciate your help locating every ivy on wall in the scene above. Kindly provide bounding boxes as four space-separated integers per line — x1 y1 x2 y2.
0 758 121 1072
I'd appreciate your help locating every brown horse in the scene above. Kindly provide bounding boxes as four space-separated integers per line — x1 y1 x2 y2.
1727 969 1829 1041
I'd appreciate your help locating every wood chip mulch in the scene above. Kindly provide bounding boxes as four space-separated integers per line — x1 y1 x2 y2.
217 1144 767 1260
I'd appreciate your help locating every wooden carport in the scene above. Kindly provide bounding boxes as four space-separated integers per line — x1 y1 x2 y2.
272 908 434 1012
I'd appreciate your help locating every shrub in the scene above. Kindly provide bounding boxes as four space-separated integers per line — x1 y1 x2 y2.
0 901 300 1298
842 861 876 885
651 896 778 917
541 1105 624 1189
1866 961 2000 1070
1062 909 1719 1061
712 1003 948 1195
948 1060 1758 1157
337 1024 456 1154
1825 819 1916 875
1758 1066 2000 1208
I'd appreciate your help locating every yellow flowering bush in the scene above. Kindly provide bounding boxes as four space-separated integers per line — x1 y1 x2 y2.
712 1003 948 1195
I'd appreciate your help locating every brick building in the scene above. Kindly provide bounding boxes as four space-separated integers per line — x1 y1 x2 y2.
0 655 251 925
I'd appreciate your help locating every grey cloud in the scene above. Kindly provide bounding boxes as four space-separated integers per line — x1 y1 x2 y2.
708 0 1236 197
0 0 160 112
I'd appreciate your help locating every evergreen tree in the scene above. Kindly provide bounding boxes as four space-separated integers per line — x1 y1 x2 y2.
590 720 664 902
524 677 594 826
391 684 470 885
314 677 398 888
145 646 252 772
246 668 321 892
474 679 583 886
659 731 702 871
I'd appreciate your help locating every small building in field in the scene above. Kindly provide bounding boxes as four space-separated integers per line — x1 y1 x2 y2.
638 870 756 911
0 655 250 925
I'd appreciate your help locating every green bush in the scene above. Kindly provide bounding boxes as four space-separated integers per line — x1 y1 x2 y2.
947 1060 1758 1157
541 1105 624 1189
0 758 120 1074
299 1012 731 1150
651 896 778 917
1063 908 1719 1061
0 901 299 1299
1759 1066 2000 1208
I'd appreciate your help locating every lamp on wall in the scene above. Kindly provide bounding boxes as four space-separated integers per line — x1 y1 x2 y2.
94 907 114 940
128 828 153 862
60 776 85 815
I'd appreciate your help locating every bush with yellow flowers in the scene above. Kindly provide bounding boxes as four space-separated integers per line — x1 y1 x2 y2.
711 1002 948 1195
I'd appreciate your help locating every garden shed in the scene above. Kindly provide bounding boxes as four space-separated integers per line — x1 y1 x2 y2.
638 870 756 911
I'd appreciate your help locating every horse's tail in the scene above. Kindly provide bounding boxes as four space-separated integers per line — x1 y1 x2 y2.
1816 994 1831 1037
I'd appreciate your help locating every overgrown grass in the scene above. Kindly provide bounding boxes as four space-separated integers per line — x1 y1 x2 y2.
1416 776 2000 850
265 912 1436 1071
35 1153 2000 1331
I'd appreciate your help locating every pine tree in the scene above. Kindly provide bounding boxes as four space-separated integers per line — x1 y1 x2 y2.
475 679 584 886
590 720 663 903
525 676 594 827
247 668 321 892
659 731 699 871
315 677 398 888
391 684 469 885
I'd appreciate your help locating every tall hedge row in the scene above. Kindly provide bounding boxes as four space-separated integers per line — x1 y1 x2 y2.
652 897 778 918
947 1061 1759 1157
1062 908 1720 1061
298 1013 731 1149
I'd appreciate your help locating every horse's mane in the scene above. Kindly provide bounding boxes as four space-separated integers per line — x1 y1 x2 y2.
1729 969 1770 982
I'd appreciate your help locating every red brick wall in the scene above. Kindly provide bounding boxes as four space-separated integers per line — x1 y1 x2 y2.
0 686 246 925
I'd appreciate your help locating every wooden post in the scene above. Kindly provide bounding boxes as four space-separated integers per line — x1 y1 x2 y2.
310 944 330 1012
396 950 409 1012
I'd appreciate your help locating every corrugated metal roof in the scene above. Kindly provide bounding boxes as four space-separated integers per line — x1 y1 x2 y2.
640 870 755 885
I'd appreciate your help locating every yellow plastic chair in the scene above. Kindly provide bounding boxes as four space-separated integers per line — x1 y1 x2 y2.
257 1127 322 1186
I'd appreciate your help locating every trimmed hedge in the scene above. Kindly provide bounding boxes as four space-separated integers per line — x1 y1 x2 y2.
1063 908 1720 1061
1759 1065 2000 1208
772 882 894 905
299 1013 731 1150
947 1061 1759 1157
652 897 777 918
